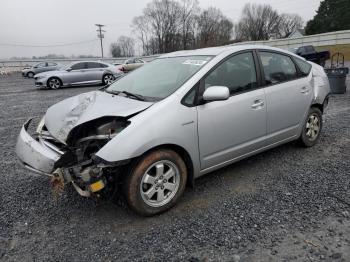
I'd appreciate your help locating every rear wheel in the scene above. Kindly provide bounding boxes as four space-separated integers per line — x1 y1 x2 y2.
124 149 187 216
103 74 114 85
47 77 62 89
298 107 322 147
27 72 34 78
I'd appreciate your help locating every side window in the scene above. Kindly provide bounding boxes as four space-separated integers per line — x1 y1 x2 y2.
87 62 102 69
71 62 86 70
36 63 46 68
182 85 197 106
48 62 57 66
294 57 312 76
204 52 258 95
100 63 108 68
259 52 297 85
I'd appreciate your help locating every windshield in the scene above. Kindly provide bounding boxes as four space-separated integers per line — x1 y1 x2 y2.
106 56 212 100
63 62 75 70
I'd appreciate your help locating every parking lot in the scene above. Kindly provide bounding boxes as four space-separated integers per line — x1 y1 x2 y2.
0 74 349 261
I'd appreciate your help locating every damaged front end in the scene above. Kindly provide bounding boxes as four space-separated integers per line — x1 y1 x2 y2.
16 116 131 198
16 91 153 197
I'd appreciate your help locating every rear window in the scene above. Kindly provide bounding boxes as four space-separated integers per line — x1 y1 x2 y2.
259 51 297 85
294 57 312 76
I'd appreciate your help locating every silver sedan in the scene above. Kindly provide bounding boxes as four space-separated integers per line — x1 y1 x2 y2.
34 61 123 89
22 62 61 78
16 45 330 215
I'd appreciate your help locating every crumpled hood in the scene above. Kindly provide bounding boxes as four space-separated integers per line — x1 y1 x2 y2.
45 91 153 143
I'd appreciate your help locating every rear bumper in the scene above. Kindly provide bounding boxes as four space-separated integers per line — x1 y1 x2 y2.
15 118 62 175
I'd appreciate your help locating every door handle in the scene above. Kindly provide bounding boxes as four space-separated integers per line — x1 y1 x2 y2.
301 86 309 94
251 100 264 109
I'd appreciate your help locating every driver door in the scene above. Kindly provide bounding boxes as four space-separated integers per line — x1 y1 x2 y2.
197 51 267 170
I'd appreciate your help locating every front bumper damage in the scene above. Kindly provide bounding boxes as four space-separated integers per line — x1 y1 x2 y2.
16 118 62 175
15 118 108 197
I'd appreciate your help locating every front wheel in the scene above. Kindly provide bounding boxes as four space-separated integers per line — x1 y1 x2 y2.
124 149 187 216
103 74 114 85
298 107 323 147
47 77 62 89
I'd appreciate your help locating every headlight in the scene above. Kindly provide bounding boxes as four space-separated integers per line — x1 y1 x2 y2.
36 75 46 79
36 116 45 134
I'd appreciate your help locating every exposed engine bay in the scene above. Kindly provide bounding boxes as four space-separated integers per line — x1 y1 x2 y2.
37 117 131 198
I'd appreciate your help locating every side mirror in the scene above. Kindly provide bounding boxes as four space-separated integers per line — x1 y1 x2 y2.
202 86 230 102
66 67 72 72
33 66 38 69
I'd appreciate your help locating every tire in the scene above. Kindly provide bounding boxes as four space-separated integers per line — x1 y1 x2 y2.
47 77 62 90
103 74 115 85
298 107 323 147
27 72 34 78
124 149 187 216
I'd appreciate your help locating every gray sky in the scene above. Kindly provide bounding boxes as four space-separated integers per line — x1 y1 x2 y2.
0 0 321 59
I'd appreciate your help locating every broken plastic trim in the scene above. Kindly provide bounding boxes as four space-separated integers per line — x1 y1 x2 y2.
92 155 131 167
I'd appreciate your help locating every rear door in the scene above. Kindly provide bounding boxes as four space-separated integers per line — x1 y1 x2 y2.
257 50 313 144
85 62 105 84
197 51 267 170
47 62 58 72
34 62 48 74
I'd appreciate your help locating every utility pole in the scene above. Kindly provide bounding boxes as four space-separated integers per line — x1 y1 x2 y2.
95 24 106 58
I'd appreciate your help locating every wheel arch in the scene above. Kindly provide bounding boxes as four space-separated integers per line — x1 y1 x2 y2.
47 76 62 88
137 144 195 187
311 103 324 113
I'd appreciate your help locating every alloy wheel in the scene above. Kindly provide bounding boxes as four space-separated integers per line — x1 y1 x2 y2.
104 75 114 85
48 78 61 89
305 114 320 141
140 160 180 207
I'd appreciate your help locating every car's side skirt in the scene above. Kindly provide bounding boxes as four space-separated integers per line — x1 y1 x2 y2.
197 135 298 178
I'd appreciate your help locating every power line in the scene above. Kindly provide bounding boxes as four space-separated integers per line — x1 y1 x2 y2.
95 24 106 58
0 39 99 48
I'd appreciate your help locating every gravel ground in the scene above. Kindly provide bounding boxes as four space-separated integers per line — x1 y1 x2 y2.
0 74 349 262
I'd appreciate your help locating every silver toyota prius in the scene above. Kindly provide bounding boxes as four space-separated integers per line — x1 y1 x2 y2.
16 45 330 216
34 61 123 89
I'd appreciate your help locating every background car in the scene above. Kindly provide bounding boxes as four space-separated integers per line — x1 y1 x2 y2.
34 61 123 89
22 62 61 78
120 58 146 72
293 45 330 67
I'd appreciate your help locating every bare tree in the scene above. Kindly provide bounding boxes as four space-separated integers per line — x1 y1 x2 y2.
196 7 233 48
278 13 304 38
110 36 135 57
118 36 135 57
131 0 232 54
132 16 152 55
179 0 200 50
110 42 122 57
234 4 280 41
143 0 182 53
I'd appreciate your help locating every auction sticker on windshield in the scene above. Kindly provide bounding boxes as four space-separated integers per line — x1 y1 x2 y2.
183 60 208 66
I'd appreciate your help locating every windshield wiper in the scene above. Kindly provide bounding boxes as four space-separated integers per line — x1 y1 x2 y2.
119 91 146 101
106 90 146 101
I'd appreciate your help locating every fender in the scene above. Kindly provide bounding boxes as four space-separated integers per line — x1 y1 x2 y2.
95 98 202 177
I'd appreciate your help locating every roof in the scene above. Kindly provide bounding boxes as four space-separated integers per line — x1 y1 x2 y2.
288 29 305 38
159 44 299 58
